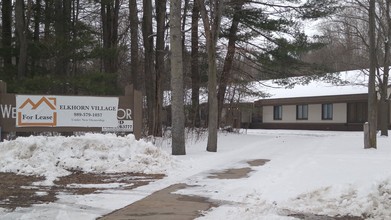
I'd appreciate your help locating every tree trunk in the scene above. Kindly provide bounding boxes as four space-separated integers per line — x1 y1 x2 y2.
54 0 62 75
380 57 390 136
191 1 201 128
217 0 244 127
182 0 190 52
379 95 389 136
31 0 42 77
129 0 140 91
380 0 391 136
101 0 120 74
143 0 156 136
112 0 120 73
64 0 71 76
15 0 28 79
2 0 13 73
44 0 53 41
198 0 224 152
154 0 166 137
43 0 54 73
170 0 186 155
54 0 71 76
70 0 80 77
206 40 219 152
366 0 377 149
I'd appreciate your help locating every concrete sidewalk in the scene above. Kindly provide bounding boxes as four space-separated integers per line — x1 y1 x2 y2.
98 183 216 220
98 159 270 220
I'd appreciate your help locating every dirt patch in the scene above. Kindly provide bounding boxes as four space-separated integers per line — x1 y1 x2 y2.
99 183 217 220
289 213 364 220
0 172 164 210
0 173 55 210
208 167 252 179
208 159 270 180
247 159 270 167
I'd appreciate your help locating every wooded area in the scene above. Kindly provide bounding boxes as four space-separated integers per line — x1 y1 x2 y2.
1 0 390 151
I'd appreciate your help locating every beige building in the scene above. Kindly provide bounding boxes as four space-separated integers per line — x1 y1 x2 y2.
254 93 390 131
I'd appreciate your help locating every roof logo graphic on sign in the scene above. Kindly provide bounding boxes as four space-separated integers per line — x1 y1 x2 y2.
17 97 57 127
19 97 56 110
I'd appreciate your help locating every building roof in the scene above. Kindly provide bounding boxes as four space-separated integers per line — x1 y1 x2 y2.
255 93 368 106
165 69 386 106
256 69 369 100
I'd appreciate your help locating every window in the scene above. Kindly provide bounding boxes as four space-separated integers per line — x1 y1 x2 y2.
296 104 308 120
322 104 333 120
273 105 282 120
347 102 367 123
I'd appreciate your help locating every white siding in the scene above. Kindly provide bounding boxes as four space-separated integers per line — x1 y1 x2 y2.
263 105 296 123
263 103 347 123
263 106 274 123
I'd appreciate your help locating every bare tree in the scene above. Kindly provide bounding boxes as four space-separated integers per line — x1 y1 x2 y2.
182 0 190 51
31 0 42 75
143 0 156 136
190 1 201 128
318 0 389 136
197 0 224 152
129 0 140 90
367 0 377 149
2 0 13 73
154 0 166 137
377 0 390 136
54 0 72 76
217 0 245 126
101 0 120 74
170 0 186 155
15 0 28 79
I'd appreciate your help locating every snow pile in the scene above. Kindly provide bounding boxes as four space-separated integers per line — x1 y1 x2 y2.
284 179 391 219
0 133 175 185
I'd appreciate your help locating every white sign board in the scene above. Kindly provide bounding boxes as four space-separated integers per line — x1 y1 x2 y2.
16 95 119 127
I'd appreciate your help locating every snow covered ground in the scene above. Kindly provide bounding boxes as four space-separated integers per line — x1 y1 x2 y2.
0 129 390 219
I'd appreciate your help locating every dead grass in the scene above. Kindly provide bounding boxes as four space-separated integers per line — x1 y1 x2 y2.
0 172 164 210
